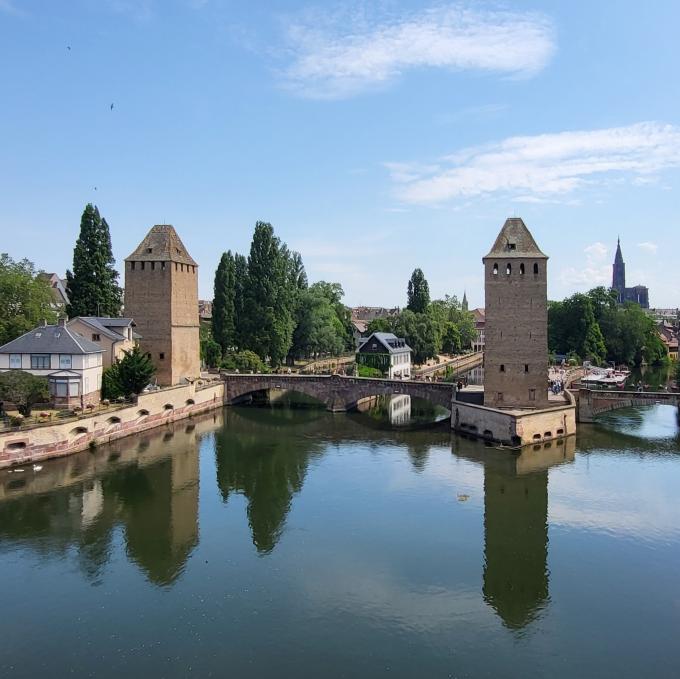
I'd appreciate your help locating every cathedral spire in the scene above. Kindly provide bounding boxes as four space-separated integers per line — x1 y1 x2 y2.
612 237 626 301
462 290 468 312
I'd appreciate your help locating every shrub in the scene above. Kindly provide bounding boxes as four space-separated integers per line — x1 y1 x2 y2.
221 351 270 374
357 365 383 378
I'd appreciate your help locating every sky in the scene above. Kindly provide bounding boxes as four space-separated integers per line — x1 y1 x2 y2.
1 0 679 309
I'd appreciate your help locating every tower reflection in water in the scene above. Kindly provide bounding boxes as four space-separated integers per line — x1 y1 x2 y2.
455 437 575 629
0 412 214 586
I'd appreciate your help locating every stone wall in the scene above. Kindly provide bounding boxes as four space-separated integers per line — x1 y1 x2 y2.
0 381 224 469
452 395 576 446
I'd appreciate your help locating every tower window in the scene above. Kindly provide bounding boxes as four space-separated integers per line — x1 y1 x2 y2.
140 261 145 270
159 352 165 360
151 261 155 270
533 262 539 275
493 263 498 275
506 263 512 275
146 248 152 253
508 243 516 251
519 263 525 275
497 392 504 403
500 364 505 372
161 261 166 270
130 261 135 271
529 389 536 401
525 364 529 372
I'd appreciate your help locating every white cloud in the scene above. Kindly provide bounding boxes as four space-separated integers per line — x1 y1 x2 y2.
637 241 658 254
559 241 610 288
584 242 608 259
281 5 555 99
387 122 680 205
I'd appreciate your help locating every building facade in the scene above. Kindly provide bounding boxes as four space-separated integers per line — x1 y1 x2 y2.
124 225 200 386
612 239 650 308
67 317 138 368
0 319 103 407
356 332 411 379
483 218 549 409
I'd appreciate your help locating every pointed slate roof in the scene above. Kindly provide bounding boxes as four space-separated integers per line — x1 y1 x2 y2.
483 218 548 260
126 225 197 266
614 237 624 264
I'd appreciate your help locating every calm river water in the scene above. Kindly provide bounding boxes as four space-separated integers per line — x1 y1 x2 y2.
1 399 679 678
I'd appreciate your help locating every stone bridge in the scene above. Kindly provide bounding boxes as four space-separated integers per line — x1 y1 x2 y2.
222 374 455 412
577 388 680 423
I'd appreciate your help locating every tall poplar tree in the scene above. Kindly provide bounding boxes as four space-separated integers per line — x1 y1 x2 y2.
212 251 236 354
233 253 248 351
407 268 430 314
66 204 122 317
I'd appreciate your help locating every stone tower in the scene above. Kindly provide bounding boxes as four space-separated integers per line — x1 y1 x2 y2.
124 225 200 386
483 218 549 409
612 238 626 303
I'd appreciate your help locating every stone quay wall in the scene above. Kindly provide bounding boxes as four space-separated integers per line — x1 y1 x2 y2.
451 393 576 447
0 381 225 469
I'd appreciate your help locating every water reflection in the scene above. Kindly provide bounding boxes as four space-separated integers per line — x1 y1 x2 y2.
456 440 575 629
0 413 215 585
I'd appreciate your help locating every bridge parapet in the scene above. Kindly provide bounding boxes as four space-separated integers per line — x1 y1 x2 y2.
577 388 680 423
221 373 454 412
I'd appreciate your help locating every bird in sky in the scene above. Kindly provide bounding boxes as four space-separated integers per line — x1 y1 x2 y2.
110 103 114 110
66 46 71 50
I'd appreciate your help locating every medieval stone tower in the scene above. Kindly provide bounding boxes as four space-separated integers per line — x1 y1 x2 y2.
124 225 200 386
483 218 549 409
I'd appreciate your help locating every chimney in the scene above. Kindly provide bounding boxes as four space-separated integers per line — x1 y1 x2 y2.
58 318 66 327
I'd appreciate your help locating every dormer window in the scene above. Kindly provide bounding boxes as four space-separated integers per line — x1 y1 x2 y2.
507 243 516 251
146 247 152 253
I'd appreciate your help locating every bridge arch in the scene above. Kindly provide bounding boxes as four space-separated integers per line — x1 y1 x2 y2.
222 374 454 413
577 388 680 423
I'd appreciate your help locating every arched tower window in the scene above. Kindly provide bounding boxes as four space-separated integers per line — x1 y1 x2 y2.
519 263 525 275
533 262 539 275
492 263 498 276
506 263 512 275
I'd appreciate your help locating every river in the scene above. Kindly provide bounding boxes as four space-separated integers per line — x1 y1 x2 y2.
0 398 679 678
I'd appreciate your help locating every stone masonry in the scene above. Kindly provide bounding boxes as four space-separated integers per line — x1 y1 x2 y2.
124 225 200 386
483 218 549 409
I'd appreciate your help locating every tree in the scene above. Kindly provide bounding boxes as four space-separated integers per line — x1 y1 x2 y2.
0 254 57 345
0 370 49 416
393 309 438 364
548 294 606 364
109 345 156 396
233 253 248 351
66 204 122 317
200 324 222 369
212 251 236 354
407 268 430 314
675 358 680 387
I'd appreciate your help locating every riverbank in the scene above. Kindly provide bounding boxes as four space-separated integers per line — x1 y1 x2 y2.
0 381 225 469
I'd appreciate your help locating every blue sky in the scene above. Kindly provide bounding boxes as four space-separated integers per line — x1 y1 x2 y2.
1 0 679 308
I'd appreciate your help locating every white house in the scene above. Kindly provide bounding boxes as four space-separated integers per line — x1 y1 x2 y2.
0 319 104 407
356 332 412 379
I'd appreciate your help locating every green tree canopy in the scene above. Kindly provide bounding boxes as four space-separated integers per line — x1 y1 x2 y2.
212 251 236 354
407 268 430 313
0 370 49 416
66 204 122 318
0 254 57 345
106 345 156 396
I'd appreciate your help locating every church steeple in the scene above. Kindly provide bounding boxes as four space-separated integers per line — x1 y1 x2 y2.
612 237 626 302
462 290 469 312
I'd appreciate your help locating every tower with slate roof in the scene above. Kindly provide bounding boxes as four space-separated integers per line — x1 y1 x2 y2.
483 218 549 409
124 225 200 385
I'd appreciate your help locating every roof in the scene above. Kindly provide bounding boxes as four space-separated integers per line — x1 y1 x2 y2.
0 323 104 355
69 317 138 341
126 225 198 266
483 218 548 260
351 319 368 333
472 307 485 323
359 332 412 354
